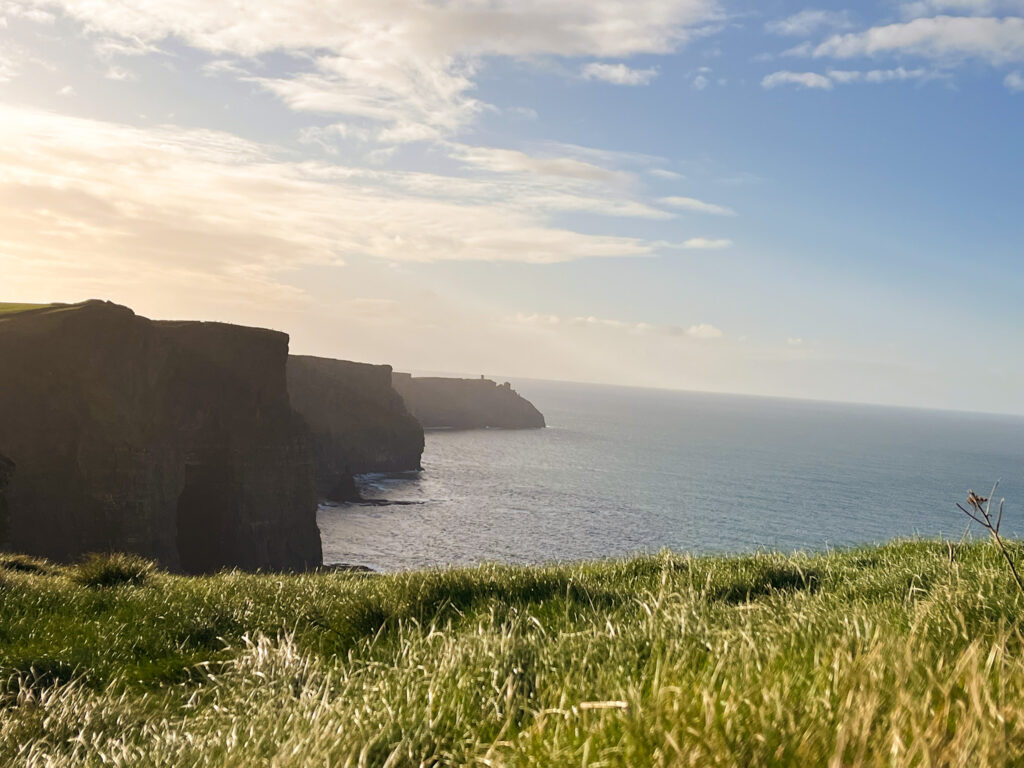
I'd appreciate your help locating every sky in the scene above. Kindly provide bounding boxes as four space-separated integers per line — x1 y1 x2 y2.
1 0 1022 415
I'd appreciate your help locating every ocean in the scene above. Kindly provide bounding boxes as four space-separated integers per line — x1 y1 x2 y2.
318 379 1024 571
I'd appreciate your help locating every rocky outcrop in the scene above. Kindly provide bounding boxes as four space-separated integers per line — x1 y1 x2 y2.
287 356 423 501
0 301 321 573
391 374 545 430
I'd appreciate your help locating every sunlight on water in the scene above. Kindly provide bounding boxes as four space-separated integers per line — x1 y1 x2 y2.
320 381 1024 571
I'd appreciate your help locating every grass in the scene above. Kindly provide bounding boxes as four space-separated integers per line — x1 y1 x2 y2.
0 303 53 317
2 540 1024 766
70 553 156 588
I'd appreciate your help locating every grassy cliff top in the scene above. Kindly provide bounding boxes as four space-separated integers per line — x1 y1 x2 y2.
0 303 55 316
0 301 107 321
3 540 1023 766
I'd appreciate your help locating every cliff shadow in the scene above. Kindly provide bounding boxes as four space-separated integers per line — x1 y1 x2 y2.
175 463 234 574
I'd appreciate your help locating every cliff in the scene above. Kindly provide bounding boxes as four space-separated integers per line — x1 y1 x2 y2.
287 356 424 501
391 374 545 430
0 300 321 573
0 453 13 549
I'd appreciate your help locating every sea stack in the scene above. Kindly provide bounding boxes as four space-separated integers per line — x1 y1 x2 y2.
287 356 424 501
391 373 545 430
0 301 321 573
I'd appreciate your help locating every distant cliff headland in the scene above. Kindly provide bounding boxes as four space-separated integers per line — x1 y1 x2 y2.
392 373 546 430
0 300 545 573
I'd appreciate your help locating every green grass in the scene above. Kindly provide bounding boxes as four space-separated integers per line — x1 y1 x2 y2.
0 303 52 316
2 540 1024 766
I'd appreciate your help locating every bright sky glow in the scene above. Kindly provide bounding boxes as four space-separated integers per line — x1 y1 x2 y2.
1 0 1022 413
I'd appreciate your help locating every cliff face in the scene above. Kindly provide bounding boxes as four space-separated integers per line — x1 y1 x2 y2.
0 301 321 572
0 453 13 550
391 374 545 430
287 356 424 501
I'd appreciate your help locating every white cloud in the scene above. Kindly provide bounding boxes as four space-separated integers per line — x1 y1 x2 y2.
3 2 54 24
682 237 732 249
787 337 805 346
660 195 737 215
25 0 720 142
762 70 834 90
0 103 675 316
649 168 685 180
104 65 136 81
692 73 709 89
452 145 626 184
57 84 74 96
508 312 724 340
572 315 629 329
507 312 562 327
766 9 853 36
1005 70 1024 90
686 323 723 339
0 51 18 82
826 67 936 83
901 0 1024 18
764 67 939 90
582 62 659 85
813 17 1024 64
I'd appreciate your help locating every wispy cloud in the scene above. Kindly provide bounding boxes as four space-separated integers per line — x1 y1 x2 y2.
826 67 937 84
685 323 724 338
0 103 679 319
682 237 732 249
508 312 725 340
0 51 19 83
1006 70 1024 90
27 0 720 144
766 9 853 37
764 67 939 90
813 16 1024 64
900 0 1024 18
762 71 834 90
582 62 659 85
649 168 685 180
660 196 737 216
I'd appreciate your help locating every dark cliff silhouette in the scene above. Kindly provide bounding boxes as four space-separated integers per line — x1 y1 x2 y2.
0 453 13 550
391 373 545 430
288 356 424 502
0 300 321 572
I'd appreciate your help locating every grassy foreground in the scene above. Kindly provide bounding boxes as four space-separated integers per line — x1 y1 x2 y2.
2 541 1024 767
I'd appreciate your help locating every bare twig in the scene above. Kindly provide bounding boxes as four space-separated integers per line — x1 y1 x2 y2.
956 482 1024 597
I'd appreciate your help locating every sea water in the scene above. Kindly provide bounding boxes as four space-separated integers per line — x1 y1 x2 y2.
318 380 1024 571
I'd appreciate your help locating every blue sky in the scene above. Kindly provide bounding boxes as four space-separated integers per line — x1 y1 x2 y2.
1 0 1022 413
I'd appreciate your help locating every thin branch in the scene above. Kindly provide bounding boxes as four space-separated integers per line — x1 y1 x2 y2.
956 485 1024 597
956 503 988 528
